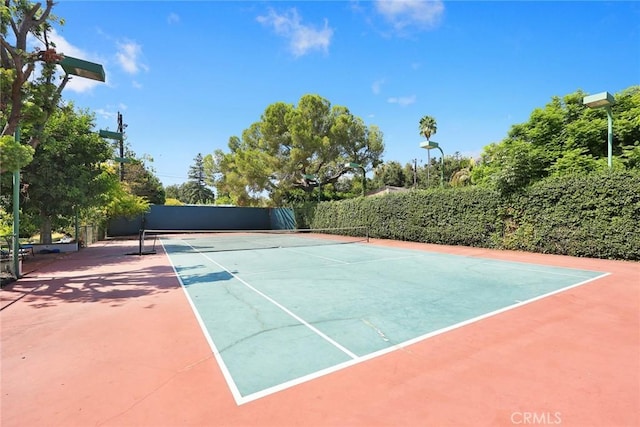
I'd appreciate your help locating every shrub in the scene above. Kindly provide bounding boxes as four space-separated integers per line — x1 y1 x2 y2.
309 170 639 260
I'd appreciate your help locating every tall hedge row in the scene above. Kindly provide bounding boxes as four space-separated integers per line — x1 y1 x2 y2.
309 170 640 260
499 172 640 259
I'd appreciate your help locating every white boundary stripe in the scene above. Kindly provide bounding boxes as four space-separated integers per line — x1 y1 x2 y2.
281 246 350 264
168 238 359 405
240 253 426 277
236 271 611 405
241 249 596 280
163 236 611 406
187 244 359 360
160 240 244 404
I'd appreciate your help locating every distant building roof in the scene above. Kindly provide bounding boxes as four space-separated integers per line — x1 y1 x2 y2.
366 185 409 197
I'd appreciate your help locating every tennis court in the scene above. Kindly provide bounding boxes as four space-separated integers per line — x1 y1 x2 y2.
158 229 608 404
1 234 637 426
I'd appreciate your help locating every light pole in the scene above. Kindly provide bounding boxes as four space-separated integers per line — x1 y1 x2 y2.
420 140 444 187
344 162 366 196
11 55 105 278
583 91 615 168
99 127 129 180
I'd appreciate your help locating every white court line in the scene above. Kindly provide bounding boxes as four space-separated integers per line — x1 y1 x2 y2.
160 240 245 405
177 239 359 362
163 237 611 406
282 246 349 264
237 270 611 405
243 247 597 280
242 252 426 277
283 244 602 280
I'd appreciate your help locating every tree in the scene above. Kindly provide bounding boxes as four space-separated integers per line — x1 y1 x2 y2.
164 184 182 200
472 86 640 193
419 115 438 185
548 148 606 177
0 135 34 171
371 161 408 188
418 115 437 141
19 104 113 243
472 139 547 194
122 155 165 205
97 169 150 226
184 153 215 204
450 168 472 187
1 0 73 173
210 94 384 206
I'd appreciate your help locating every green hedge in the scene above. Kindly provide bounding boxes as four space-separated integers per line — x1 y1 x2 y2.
499 171 640 259
309 170 640 260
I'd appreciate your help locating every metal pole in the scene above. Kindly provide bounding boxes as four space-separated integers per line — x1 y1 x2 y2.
74 206 79 246
606 106 613 168
411 159 417 187
118 112 124 181
360 166 366 197
12 127 21 278
438 147 444 187
427 149 431 186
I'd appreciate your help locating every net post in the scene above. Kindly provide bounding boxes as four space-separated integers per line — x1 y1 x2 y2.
138 229 144 256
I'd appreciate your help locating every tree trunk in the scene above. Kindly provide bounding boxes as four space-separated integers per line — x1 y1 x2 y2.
40 213 53 244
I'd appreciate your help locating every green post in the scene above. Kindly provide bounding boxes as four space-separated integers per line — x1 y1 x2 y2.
75 206 80 246
12 127 21 278
419 141 444 188
582 92 615 169
437 147 444 187
606 106 613 169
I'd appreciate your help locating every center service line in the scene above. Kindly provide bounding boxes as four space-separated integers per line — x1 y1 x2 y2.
182 240 359 360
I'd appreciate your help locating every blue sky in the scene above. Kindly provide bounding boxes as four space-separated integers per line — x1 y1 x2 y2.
49 0 639 187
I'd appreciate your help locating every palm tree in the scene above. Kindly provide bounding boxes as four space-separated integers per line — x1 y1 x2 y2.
450 168 472 187
419 115 437 141
419 115 437 185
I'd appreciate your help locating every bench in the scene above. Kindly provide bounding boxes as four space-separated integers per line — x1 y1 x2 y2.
0 236 34 260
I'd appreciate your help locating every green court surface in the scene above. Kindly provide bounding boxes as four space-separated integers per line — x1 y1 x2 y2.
162 234 607 405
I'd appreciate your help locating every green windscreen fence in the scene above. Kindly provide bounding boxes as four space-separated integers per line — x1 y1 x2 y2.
138 227 368 255
108 206 296 236
270 208 296 230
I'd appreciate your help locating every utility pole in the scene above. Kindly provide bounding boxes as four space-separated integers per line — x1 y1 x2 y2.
117 112 126 181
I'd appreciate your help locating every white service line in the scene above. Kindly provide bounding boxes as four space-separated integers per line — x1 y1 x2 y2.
181 239 359 360
159 239 245 405
281 246 349 264
163 237 612 407
238 270 612 405
242 252 427 277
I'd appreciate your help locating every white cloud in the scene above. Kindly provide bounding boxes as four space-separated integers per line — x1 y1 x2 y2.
45 28 85 58
257 8 333 57
372 78 385 95
375 0 444 32
387 95 416 106
95 103 127 122
94 108 117 121
116 40 148 74
41 28 105 93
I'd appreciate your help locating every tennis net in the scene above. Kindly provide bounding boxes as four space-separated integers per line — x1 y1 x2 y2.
136 227 369 255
